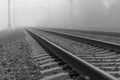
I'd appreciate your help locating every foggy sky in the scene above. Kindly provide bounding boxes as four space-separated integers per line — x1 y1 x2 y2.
0 0 120 32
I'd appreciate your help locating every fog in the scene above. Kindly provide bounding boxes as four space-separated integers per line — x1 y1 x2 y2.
0 0 120 32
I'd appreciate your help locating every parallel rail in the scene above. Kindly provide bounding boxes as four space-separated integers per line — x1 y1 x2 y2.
37 28 120 52
25 28 118 80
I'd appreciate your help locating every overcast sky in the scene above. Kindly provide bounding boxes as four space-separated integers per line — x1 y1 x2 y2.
0 0 120 32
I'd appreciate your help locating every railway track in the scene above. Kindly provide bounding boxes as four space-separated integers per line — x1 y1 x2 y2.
25 28 119 80
41 28 120 45
25 30 84 80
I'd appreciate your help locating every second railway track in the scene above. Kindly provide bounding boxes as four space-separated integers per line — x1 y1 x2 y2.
25 28 119 80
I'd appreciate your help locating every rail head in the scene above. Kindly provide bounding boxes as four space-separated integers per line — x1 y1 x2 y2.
25 29 118 80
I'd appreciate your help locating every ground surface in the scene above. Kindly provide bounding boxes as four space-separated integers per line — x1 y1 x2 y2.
0 29 40 80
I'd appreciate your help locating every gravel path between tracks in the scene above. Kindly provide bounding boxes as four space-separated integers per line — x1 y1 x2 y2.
46 30 120 44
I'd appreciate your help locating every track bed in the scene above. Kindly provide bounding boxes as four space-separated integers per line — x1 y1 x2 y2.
26 28 120 80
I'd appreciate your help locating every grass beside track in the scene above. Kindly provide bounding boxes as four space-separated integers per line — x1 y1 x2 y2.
0 29 41 80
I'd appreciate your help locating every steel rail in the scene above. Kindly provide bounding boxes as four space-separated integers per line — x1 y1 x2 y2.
37 28 120 52
25 28 118 80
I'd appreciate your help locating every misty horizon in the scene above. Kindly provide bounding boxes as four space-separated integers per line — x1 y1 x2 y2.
0 0 120 32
